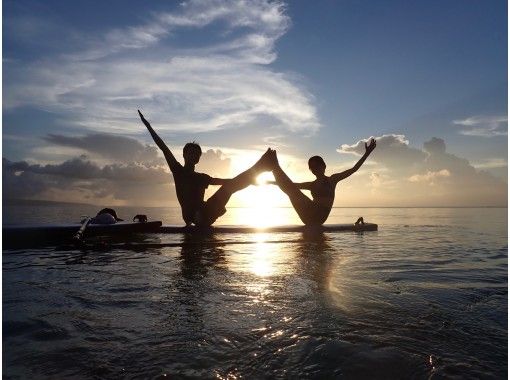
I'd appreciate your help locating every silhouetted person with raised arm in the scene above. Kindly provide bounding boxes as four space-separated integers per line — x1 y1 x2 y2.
267 139 376 226
138 110 272 227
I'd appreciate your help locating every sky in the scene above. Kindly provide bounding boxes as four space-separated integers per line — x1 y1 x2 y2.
3 0 508 208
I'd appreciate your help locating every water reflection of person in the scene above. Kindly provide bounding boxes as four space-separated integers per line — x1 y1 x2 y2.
178 233 227 280
160 233 228 347
296 230 335 292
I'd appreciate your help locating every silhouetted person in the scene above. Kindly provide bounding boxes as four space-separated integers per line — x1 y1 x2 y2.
138 110 272 227
267 139 376 225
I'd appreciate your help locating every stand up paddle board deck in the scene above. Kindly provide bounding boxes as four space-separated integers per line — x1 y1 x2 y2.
159 223 378 233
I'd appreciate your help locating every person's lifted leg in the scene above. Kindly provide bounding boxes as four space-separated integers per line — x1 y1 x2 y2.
198 149 273 226
269 150 322 225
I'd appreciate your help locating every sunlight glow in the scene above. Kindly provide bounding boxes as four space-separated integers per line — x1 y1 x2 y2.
229 156 292 226
235 185 290 227
203 150 304 227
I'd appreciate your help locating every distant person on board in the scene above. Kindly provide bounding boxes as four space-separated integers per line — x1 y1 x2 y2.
138 110 272 227
267 139 376 226
91 208 124 224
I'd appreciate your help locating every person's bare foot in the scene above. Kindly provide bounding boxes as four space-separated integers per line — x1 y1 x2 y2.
254 148 273 171
270 149 280 170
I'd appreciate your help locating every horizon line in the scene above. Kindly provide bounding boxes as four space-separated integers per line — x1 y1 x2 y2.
3 199 508 209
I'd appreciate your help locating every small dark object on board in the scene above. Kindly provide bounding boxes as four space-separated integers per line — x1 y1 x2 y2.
133 214 148 223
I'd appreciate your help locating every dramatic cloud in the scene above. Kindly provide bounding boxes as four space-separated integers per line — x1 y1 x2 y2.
4 0 320 134
338 134 426 172
3 143 233 205
336 134 506 206
3 157 171 205
4 157 170 182
453 115 507 137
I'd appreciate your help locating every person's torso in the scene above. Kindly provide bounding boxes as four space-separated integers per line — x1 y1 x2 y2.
173 167 211 223
310 177 336 210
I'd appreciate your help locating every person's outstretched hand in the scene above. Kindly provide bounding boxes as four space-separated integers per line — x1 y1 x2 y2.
138 110 150 127
365 138 376 155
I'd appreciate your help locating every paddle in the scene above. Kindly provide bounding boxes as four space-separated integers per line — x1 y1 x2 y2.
73 216 92 244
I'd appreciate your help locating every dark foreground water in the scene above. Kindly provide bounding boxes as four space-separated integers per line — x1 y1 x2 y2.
3 207 508 379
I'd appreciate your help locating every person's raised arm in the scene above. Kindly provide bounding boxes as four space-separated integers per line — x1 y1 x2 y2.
138 110 181 172
331 138 376 184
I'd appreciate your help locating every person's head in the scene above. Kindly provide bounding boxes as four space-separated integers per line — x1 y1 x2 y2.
97 208 123 221
183 142 202 165
308 155 326 177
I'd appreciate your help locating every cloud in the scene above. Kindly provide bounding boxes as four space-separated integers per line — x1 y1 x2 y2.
4 0 319 135
338 134 426 172
3 144 233 205
423 137 446 154
453 115 507 137
64 0 289 62
472 158 507 169
3 157 171 205
44 133 161 163
43 132 232 175
4 156 169 182
408 169 450 183
334 134 507 206
196 149 231 177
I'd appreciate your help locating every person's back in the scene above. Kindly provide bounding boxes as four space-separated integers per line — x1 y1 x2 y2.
173 165 212 224
309 177 336 218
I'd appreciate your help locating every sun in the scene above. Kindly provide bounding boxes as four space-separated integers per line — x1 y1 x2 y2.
255 172 274 186
209 150 302 227
232 172 292 227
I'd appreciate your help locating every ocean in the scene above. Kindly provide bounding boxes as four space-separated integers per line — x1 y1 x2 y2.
3 205 508 379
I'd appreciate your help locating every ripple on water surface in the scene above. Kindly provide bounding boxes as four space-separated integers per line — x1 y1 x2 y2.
3 208 508 378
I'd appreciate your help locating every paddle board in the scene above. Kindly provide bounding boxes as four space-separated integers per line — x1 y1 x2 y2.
3 222 377 247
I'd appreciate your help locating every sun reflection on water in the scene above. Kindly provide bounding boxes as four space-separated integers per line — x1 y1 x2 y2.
227 232 295 282
250 233 276 277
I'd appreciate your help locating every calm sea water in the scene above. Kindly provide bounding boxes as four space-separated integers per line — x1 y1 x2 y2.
3 206 508 379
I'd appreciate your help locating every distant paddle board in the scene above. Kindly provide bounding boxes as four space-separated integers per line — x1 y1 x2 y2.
3 221 163 247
